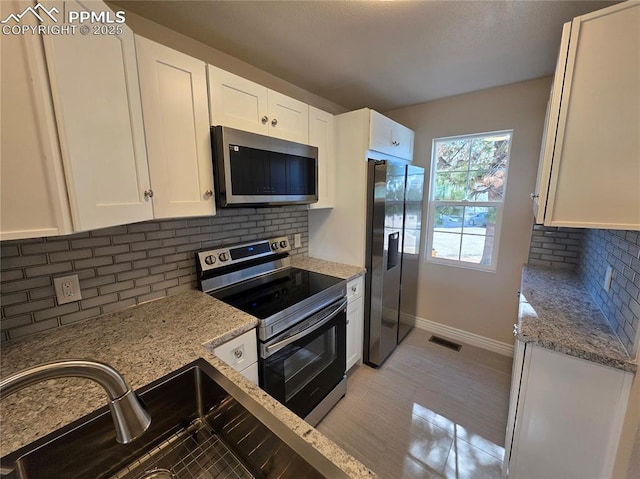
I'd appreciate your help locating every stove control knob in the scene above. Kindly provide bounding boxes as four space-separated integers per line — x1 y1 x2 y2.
279 240 288 248
271 242 279 250
218 252 230 262
204 255 216 265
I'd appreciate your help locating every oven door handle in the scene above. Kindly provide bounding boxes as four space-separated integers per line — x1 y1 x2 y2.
262 298 348 358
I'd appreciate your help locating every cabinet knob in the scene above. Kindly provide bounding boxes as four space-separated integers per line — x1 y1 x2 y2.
144 189 154 199
233 349 243 359
392 140 400 146
204 189 213 199
530 193 539 200
271 118 278 127
351 286 357 292
513 323 519 336
261 116 269 124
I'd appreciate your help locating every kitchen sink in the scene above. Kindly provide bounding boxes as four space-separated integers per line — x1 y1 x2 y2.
1 358 348 479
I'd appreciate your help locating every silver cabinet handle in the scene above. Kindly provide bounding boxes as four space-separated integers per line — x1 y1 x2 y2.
271 118 278 127
144 189 154 199
261 116 268 124
204 189 213 199
233 349 243 359
530 193 539 200
513 323 519 336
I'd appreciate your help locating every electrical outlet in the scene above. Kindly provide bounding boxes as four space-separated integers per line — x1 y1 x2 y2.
54 274 82 305
294 233 302 248
603 265 614 292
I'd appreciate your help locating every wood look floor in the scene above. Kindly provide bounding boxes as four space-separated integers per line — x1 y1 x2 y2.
317 328 513 479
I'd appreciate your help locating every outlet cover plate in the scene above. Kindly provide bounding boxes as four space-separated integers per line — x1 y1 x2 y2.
54 274 82 305
603 265 614 292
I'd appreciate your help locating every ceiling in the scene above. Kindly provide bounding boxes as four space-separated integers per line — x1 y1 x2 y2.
112 0 618 111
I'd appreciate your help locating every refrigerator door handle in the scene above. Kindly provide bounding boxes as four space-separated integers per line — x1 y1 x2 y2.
387 232 400 270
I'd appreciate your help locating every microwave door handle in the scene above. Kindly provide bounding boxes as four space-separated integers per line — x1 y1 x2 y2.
262 298 348 358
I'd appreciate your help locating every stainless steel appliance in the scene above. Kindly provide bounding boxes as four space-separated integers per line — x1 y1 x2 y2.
211 126 319 207
196 237 347 426
364 160 425 367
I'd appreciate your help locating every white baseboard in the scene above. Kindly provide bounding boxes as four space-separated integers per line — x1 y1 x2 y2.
407 314 514 357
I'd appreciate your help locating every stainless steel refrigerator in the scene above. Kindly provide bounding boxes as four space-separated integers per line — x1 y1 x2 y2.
363 160 425 367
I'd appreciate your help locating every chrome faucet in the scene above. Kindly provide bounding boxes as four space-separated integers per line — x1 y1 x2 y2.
0 360 151 444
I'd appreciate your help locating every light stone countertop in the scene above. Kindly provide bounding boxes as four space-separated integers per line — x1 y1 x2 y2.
0 257 376 478
517 266 637 373
292 256 365 282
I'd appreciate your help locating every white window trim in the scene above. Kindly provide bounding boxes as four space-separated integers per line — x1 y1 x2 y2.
424 130 513 272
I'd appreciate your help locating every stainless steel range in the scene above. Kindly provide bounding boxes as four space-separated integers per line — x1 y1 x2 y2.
196 236 347 426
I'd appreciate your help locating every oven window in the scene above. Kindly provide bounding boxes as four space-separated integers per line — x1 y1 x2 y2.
284 327 337 401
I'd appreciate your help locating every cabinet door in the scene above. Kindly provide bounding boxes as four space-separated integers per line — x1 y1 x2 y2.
509 345 633 478
369 110 414 161
208 65 269 135
532 19 569 223
503 338 527 477
1 1 72 240
136 36 215 219
267 90 309 143
43 0 152 231
346 276 364 371
544 2 640 229
391 122 414 161
308 107 335 209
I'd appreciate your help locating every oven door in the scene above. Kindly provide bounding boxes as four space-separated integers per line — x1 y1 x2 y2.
259 298 347 420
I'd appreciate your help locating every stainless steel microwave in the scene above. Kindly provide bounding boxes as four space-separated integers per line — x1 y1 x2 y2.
211 126 318 207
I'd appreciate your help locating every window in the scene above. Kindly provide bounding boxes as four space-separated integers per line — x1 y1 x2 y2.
425 130 512 271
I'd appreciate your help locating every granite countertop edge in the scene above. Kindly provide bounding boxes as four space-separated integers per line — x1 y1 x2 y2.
0 257 375 478
517 265 637 374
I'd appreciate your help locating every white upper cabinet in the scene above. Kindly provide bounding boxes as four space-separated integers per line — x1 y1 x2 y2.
207 66 269 136
43 0 153 231
208 65 309 143
309 107 335 209
369 110 414 161
266 90 309 143
0 0 72 240
135 36 216 219
533 2 640 230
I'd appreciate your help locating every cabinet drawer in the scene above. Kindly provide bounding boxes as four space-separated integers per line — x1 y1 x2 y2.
347 276 364 302
212 329 258 372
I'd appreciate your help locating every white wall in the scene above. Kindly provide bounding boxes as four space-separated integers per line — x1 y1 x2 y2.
385 77 552 346
106 3 347 115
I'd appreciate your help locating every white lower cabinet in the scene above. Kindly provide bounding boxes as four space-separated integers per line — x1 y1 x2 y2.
504 340 633 478
346 276 364 371
211 329 258 384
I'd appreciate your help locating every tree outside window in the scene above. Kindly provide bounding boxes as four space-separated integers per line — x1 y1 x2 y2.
426 131 512 270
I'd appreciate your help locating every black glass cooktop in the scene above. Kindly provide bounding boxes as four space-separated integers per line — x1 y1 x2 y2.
210 267 344 320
